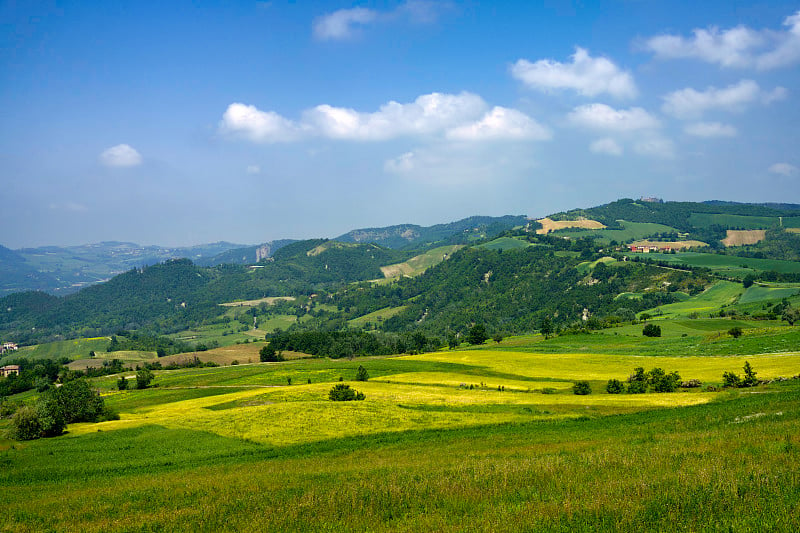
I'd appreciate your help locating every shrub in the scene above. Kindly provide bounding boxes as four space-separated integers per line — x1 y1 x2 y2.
9 405 42 441
642 324 661 337
259 344 284 362
723 371 741 388
117 376 128 390
355 365 369 382
606 379 624 394
742 361 758 387
729 326 743 339
328 383 365 401
136 368 154 389
572 381 591 395
466 324 488 345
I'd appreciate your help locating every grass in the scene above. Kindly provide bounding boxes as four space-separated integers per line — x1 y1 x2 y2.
739 284 800 304
2 337 110 364
2 383 798 531
4 324 800 531
379 245 462 279
626 251 800 277
476 237 532 251
688 212 780 229
554 220 679 243
639 280 743 318
349 305 407 327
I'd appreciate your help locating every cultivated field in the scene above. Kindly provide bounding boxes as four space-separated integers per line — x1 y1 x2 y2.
535 217 605 234
722 229 766 246
380 245 462 279
629 239 707 249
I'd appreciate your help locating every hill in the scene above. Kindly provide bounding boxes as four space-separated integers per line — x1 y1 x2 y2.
335 215 528 249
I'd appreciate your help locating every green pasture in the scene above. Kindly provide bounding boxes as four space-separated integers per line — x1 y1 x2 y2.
739 284 800 304
628 251 800 277
555 220 679 243
2 337 110 364
689 212 781 229
476 237 532 251
349 305 407 327
639 280 743 318
380 245 462 279
576 256 616 274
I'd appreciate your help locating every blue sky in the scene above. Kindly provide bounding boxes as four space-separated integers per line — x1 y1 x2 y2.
2 1 799 248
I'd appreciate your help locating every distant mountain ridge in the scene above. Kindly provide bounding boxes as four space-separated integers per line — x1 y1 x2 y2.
336 215 528 249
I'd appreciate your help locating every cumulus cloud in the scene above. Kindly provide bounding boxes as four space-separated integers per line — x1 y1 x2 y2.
312 7 377 40
246 165 261 175
589 138 623 156
99 144 142 167
313 1 448 41
661 79 764 118
768 163 799 176
511 47 637 99
446 107 551 141
644 10 800 70
219 103 304 142
220 93 550 145
567 103 660 132
684 122 737 138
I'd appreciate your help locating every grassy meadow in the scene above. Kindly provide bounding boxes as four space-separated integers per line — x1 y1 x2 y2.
2 320 800 531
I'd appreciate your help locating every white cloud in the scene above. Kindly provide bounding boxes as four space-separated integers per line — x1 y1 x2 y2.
567 103 660 132
511 47 637 99
446 106 552 141
246 165 261 175
661 80 762 118
312 7 377 40
219 103 304 143
99 144 142 167
633 137 675 159
644 11 800 70
768 163 799 176
220 92 551 145
313 1 448 41
684 122 737 138
589 138 623 156
302 92 486 141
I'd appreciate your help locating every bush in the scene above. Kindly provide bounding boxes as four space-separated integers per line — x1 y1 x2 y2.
572 381 592 395
136 368 154 389
743 361 758 387
605 379 624 394
9 405 42 441
259 344 284 362
355 365 369 382
328 383 365 401
642 324 661 337
117 376 128 390
729 326 743 339
466 324 488 345
723 371 741 388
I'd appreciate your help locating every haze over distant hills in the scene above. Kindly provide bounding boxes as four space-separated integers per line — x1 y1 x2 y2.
0 215 527 295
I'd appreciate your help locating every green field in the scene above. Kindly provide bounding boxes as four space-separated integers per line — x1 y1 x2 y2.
1 337 110 364
739 284 800 304
476 236 532 251
555 220 679 243
627 251 800 277
3 324 800 531
349 305 407 327
379 245 463 279
688 212 781 229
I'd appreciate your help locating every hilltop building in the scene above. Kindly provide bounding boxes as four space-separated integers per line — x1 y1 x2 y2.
1 342 19 355
1 365 20 377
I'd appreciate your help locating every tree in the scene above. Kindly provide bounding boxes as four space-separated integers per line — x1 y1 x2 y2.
136 368 154 389
783 305 799 326
328 383 365 401
742 361 758 387
573 381 592 395
722 371 741 388
259 344 284 362
742 274 756 289
606 379 624 394
728 326 743 339
466 324 488 345
355 365 369 382
642 324 661 337
447 334 460 350
117 376 128 390
540 316 554 339
493 334 503 343
9 405 43 441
